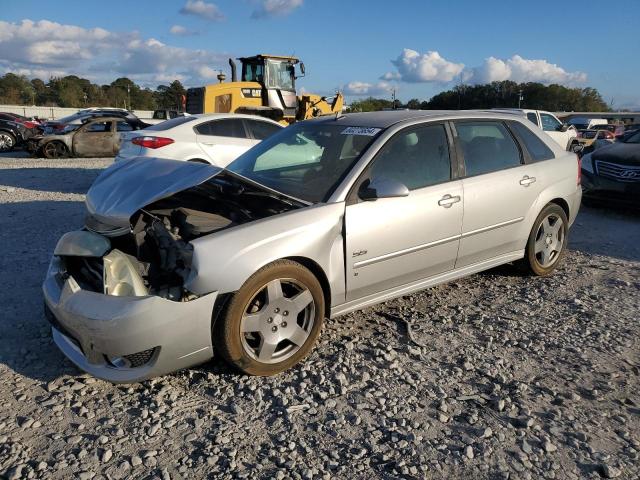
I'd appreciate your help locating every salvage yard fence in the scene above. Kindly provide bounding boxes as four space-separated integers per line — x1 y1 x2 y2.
0 104 154 120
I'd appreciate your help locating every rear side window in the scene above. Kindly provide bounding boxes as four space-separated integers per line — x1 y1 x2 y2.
246 119 282 140
456 121 522 176
195 119 247 138
509 121 554 162
527 112 539 126
116 121 133 132
370 124 451 190
146 116 197 131
84 121 111 133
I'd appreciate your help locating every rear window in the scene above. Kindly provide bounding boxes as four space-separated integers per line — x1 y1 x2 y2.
509 121 554 162
526 112 539 126
145 116 197 131
456 121 522 176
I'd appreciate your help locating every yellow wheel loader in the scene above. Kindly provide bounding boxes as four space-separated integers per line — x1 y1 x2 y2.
185 54 343 125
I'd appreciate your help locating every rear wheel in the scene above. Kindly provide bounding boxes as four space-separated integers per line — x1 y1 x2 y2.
214 260 324 375
0 131 15 152
523 203 568 276
42 141 69 159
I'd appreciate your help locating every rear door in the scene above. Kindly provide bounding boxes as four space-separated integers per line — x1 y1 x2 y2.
345 123 463 301
72 120 115 157
453 120 545 267
195 119 255 166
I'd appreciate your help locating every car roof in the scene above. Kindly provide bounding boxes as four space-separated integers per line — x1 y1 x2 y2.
305 110 529 129
190 113 283 126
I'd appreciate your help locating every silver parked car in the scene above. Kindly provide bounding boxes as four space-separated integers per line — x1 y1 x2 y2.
43 111 582 382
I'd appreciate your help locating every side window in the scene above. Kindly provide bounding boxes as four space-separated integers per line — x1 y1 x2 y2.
116 121 133 132
195 119 247 138
369 124 451 190
540 113 562 132
456 121 522 176
508 121 554 162
84 121 111 133
527 112 539 126
246 120 282 140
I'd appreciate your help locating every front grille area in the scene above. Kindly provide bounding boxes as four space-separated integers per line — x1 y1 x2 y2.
595 160 640 182
63 256 104 293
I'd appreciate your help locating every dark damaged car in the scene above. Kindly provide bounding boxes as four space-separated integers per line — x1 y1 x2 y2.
29 116 147 158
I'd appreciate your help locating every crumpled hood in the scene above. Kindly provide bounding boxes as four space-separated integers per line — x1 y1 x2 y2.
592 142 640 166
86 157 221 227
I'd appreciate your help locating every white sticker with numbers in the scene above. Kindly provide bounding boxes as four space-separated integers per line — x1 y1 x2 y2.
341 127 381 136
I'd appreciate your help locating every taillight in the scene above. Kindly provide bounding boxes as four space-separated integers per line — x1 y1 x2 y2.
23 121 37 129
576 155 582 186
131 136 174 149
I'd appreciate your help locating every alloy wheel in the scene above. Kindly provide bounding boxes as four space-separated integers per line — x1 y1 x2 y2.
240 278 315 364
534 214 565 268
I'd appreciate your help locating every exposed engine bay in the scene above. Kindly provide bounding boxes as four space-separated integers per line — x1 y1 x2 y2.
72 172 303 301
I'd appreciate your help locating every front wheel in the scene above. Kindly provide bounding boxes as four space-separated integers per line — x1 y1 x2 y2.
42 141 69 159
523 204 568 276
214 260 325 376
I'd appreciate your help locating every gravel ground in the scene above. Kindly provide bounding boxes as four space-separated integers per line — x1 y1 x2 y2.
0 154 639 480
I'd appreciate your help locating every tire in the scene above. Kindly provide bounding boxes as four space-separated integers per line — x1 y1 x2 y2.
523 203 569 276
214 259 325 376
0 131 16 152
42 141 69 159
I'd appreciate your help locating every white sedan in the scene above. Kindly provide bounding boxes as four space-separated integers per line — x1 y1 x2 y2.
116 114 283 167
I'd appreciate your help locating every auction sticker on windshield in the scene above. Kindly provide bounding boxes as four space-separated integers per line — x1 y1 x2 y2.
341 127 381 136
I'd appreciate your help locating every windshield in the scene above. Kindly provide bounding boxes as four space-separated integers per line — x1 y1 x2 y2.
145 116 197 131
624 131 640 143
227 123 381 203
54 112 90 124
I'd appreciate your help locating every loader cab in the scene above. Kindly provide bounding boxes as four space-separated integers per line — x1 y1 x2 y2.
239 55 301 120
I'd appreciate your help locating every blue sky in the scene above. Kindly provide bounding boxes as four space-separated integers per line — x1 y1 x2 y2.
2 0 639 108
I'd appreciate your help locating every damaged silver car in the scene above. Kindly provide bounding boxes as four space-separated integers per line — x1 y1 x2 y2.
44 111 582 382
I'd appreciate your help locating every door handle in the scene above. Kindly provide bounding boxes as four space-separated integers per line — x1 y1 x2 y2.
520 175 536 186
438 194 461 208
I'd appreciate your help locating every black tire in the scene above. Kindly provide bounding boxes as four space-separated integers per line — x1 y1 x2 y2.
523 203 569 276
0 131 16 152
42 141 69 159
214 260 325 376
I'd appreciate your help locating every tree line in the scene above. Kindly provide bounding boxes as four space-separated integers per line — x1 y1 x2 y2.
348 81 611 112
0 73 188 110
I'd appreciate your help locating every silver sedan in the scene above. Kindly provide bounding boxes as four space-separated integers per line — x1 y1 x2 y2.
43 110 582 382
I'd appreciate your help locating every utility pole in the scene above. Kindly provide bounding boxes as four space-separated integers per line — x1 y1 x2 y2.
391 88 396 110
126 85 131 111
518 89 524 108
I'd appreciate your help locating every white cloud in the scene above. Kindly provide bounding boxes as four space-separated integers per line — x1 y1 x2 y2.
0 19 230 86
251 0 303 18
169 25 198 36
390 49 465 83
180 0 225 21
464 55 587 85
344 81 394 96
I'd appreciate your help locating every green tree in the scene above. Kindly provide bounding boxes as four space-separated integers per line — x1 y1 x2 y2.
154 80 186 109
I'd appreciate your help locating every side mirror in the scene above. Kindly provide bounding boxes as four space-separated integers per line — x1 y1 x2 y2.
571 143 584 154
358 177 409 201
559 124 569 132
300 62 306 75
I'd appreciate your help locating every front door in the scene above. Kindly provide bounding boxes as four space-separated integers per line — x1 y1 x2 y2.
345 123 463 301
195 118 257 167
72 120 116 157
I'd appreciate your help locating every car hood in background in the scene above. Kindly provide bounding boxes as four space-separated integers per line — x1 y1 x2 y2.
592 142 640 166
86 157 221 227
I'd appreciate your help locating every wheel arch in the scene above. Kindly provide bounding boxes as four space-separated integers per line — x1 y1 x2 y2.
284 256 332 317
549 197 570 220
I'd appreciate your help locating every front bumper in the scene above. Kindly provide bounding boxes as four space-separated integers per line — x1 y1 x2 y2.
43 255 218 383
581 170 640 207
